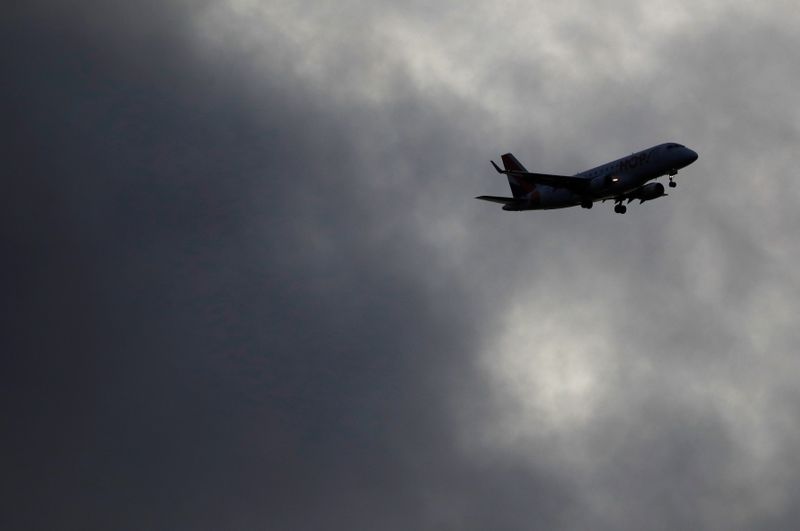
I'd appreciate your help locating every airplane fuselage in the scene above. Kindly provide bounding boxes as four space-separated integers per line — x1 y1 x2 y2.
481 143 699 213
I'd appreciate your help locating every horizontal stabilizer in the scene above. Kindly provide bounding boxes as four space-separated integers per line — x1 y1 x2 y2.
475 195 517 205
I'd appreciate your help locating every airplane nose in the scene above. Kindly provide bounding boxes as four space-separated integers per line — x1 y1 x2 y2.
688 149 698 162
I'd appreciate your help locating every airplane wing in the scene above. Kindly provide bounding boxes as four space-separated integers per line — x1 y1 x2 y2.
475 195 517 205
491 161 590 191
505 170 590 191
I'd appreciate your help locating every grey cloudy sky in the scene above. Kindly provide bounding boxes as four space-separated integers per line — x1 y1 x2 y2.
5 1 800 529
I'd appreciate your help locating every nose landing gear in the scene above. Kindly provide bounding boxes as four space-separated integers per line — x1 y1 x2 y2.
668 168 678 188
614 203 627 214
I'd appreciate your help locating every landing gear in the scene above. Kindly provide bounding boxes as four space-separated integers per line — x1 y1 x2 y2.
614 203 627 214
581 200 593 209
668 168 678 188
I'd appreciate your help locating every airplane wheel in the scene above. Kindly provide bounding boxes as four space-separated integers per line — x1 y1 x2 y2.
614 204 627 214
581 201 593 209
669 181 677 188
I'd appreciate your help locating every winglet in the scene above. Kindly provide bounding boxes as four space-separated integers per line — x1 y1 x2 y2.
491 160 505 173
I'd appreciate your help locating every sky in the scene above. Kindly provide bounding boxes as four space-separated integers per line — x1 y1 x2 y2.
4 1 800 529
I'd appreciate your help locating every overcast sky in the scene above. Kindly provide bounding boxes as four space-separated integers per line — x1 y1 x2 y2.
5 1 800 529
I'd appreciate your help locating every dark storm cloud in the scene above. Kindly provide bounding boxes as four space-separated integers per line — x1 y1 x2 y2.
4 2 576 530
8 0 800 529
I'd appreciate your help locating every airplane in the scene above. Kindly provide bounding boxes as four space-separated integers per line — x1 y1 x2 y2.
476 143 698 214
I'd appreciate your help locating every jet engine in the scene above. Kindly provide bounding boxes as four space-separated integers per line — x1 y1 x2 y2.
627 182 666 203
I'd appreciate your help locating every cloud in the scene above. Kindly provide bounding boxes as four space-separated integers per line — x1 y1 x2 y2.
5 0 800 529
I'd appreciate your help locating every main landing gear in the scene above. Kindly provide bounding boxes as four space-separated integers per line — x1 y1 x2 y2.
668 168 678 188
614 203 627 214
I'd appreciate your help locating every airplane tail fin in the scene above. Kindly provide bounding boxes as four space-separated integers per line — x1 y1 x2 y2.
498 153 534 199
501 153 528 173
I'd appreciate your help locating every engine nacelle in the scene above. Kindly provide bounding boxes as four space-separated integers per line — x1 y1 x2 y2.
627 182 666 203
